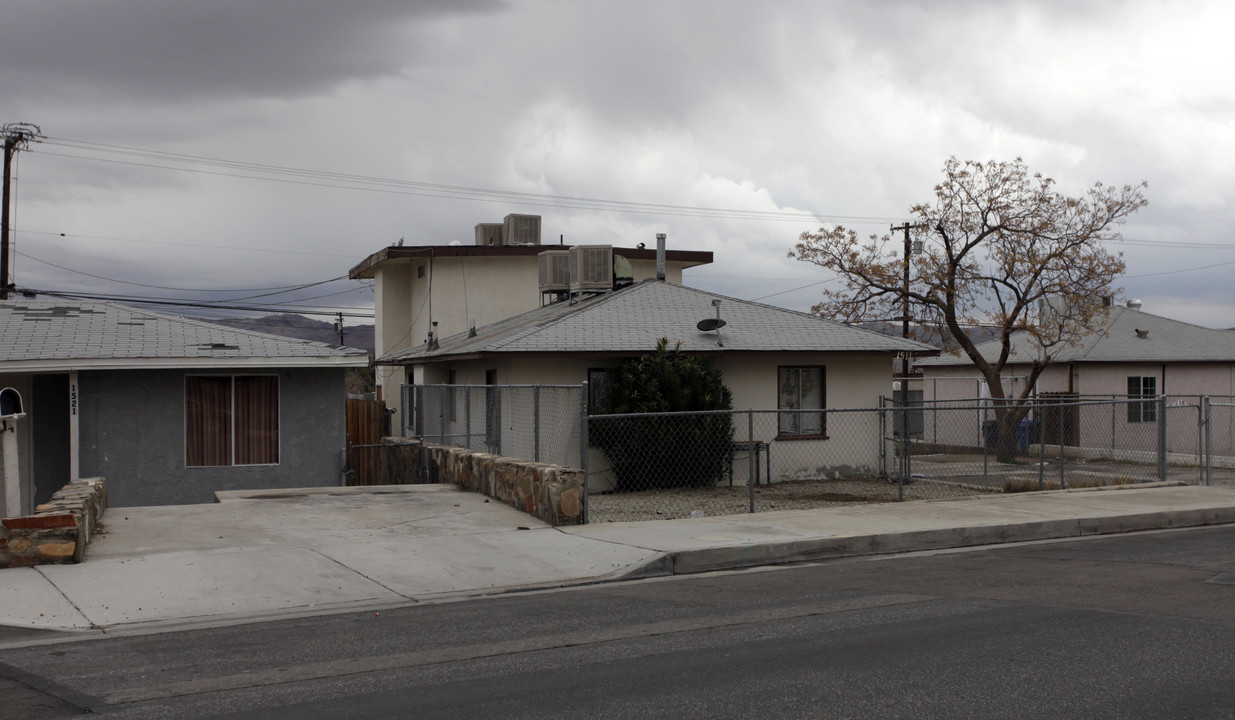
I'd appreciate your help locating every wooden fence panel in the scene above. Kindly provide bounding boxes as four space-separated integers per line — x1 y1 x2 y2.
346 397 390 485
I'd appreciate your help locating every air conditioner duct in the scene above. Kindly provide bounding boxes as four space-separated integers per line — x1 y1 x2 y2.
569 245 613 292
475 223 504 246
503 214 542 245
538 250 572 293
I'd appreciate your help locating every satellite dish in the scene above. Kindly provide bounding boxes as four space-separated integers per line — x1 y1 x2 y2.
697 318 727 332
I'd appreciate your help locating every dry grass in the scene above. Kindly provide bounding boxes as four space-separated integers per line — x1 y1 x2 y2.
586 476 998 523
1002 475 1136 493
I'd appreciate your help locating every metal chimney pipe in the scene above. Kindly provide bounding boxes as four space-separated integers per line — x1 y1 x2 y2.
655 233 666 281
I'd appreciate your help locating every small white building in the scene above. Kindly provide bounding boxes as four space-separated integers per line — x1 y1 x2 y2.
380 278 934 487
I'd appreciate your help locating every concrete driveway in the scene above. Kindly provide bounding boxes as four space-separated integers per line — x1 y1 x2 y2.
0 485 660 632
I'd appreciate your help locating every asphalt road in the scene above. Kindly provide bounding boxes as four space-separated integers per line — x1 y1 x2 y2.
4 525 1235 719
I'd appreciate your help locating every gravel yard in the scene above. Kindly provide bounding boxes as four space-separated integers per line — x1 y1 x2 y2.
586 475 998 523
583 448 1235 523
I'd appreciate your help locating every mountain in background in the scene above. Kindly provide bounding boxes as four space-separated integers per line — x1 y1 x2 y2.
200 314 375 354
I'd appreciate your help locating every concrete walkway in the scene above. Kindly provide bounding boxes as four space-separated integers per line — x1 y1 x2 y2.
4 482 1235 635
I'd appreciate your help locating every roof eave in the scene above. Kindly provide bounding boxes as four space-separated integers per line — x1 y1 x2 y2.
348 245 714 279
0 356 370 373
378 347 935 366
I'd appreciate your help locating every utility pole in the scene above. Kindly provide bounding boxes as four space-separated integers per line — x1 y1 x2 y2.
1 123 42 300
890 222 922 340
334 312 346 346
891 222 923 484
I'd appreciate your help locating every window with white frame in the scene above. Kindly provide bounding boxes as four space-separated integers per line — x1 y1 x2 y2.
1127 376 1157 423
778 366 825 437
185 375 279 466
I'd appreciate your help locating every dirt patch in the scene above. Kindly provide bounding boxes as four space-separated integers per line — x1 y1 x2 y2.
912 453 990 464
586 476 994 523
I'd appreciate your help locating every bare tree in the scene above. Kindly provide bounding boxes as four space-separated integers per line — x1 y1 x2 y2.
791 157 1147 457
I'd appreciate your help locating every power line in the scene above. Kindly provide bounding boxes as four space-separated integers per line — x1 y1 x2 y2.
21 228 359 259
14 248 350 294
1124 257 1235 279
750 277 837 301
25 288 375 319
36 136 904 225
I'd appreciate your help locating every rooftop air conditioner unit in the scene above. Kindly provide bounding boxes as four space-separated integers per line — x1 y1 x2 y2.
538 250 572 293
475 223 504 246
503 214 541 245
570 245 613 292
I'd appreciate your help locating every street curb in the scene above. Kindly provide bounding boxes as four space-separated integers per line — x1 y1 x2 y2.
660 507 1235 575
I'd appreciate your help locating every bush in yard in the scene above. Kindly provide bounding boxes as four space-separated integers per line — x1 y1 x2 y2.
590 338 735 491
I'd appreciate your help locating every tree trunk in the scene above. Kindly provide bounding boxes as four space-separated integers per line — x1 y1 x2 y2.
990 401 1032 463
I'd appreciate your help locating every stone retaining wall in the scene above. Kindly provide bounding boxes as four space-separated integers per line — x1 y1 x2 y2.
1 477 107 568
390 440 584 526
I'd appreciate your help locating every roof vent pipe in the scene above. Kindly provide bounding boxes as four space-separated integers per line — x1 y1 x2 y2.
655 233 666 281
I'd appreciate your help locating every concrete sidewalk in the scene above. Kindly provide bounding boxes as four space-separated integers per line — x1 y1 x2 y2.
4 482 1235 635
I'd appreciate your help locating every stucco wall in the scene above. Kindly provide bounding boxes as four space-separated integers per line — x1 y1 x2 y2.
77 367 347 506
411 352 900 489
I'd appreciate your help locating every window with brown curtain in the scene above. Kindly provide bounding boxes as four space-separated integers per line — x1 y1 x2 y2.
186 375 279 466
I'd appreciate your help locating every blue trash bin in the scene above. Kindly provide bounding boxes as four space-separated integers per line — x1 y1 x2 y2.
1015 419 1038 451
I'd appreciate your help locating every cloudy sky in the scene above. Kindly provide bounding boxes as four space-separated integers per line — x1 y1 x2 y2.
3 0 1234 328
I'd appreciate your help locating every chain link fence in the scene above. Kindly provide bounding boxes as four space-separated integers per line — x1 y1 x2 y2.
391 385 1235 524
404 384 585 470
585 396 1235 523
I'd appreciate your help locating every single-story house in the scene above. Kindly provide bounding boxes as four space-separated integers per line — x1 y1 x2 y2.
378 278 935 486
915 300 1235 455
0 299 370 514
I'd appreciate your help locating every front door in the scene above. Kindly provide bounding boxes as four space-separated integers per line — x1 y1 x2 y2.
32 374 71 505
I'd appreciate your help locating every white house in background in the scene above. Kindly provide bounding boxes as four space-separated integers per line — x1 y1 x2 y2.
348 214 713 420
915 300 1235 455
378 278 935 488
0 300 369 514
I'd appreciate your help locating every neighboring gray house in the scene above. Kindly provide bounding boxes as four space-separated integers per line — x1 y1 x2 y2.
0 300 369 514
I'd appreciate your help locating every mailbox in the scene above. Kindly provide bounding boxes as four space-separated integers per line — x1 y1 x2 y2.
0 387 24 419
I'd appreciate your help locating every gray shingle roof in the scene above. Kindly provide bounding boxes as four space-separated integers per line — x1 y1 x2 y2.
382 279 935 363
917 305 1235 367
0 300 370 371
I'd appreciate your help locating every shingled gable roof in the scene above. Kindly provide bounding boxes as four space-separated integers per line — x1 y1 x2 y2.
380 279 936 364
0 300 370 372
916 305 1235 367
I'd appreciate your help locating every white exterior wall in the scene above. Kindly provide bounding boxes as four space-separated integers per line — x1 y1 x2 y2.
374 264 412 419
718 353 895 483
0 373 33 517
409 352 899 489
